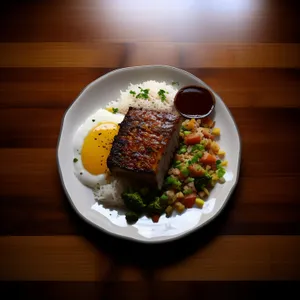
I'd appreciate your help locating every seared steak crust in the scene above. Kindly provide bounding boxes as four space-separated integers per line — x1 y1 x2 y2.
107 107 182 179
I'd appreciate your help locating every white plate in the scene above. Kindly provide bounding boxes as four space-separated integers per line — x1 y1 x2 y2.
57 65 241 243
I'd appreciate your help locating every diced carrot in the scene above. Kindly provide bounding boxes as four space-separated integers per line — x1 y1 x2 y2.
201 116 215 128
188 164 206 177
200 152 217 165
185 133 201 145
151 215 160 223
183 193 197 208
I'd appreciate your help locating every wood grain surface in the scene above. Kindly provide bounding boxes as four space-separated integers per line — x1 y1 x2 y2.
1 0 300 299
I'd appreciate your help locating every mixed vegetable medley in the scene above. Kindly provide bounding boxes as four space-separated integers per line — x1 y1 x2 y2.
122 116 228 224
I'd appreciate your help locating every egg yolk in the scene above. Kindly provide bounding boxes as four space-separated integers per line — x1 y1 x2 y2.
81 122 119 175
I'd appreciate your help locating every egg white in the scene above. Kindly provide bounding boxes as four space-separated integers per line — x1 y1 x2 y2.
73 108 125 188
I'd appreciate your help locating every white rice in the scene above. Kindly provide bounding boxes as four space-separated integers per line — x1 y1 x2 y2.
93 177 129 208
95 80 178 208
107 80 179 114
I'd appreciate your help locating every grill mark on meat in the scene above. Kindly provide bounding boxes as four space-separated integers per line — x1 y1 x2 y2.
107 107 182 184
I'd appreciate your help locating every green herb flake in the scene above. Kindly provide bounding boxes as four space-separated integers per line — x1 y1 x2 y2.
136 87 150 99
129 90 136 96
158 89 168 102
216 159 222 165
112 107 118 114
172 81 179 86
92 119 95 122
73 158 78 163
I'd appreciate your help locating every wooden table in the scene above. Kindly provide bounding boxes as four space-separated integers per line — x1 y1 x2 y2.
1 0 300 298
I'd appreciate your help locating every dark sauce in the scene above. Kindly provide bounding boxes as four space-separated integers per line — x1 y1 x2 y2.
174 85 215 118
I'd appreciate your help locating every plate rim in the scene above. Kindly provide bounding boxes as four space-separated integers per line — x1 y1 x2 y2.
56 64 242 244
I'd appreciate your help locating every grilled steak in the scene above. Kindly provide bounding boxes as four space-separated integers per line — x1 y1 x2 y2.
107 107 182 189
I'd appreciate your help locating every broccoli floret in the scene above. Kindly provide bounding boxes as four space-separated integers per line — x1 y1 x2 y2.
121 191 146 213
194 174 212 191
125 211 139 224
147 197 167 215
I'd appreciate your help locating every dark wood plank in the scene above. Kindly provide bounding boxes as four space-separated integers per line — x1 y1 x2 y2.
0 43 127 68
1 68 299 108
0 107 299 149
0 147 299 235
0 42 299 68
1 236 300 280
0 0 299 43
1 0 300 287
1 281 299 300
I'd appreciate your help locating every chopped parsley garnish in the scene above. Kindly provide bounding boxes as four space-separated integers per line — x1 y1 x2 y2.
158 89 168 102
172 81 179 86
130 90 136 96
73 158 78 163
92 119 95 122
216 159 222 166
112 107 118 114
136 87 150 99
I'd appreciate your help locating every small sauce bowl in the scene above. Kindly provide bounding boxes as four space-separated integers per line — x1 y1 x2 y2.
174 85 216 119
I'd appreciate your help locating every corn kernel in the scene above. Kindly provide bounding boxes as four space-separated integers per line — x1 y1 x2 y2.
195 198 205 208
212 174 219 181
218 149 226 156
106 107 113 113
221 160 228 166
174 202 185 213
212 128 220 135
211 141 220 154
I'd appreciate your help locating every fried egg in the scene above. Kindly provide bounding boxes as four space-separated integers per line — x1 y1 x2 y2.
73 108 124 187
